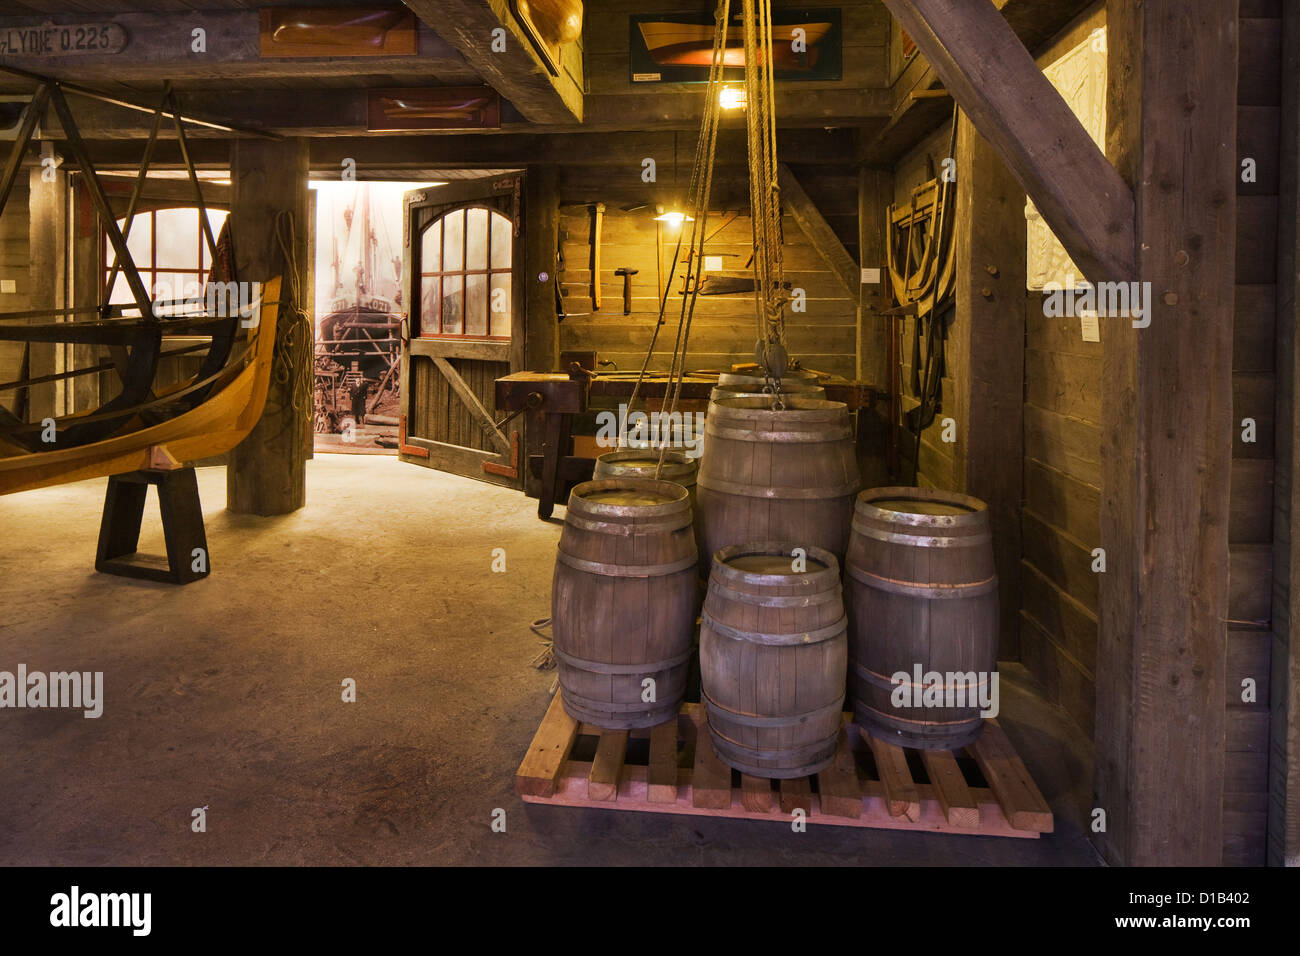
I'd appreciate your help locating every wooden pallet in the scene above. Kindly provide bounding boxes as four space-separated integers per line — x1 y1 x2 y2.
516 694 1054 838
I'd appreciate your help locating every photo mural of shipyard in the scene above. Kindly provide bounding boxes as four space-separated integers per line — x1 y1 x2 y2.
313 181 422 453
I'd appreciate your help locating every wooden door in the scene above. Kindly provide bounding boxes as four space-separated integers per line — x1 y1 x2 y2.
398 174 525 486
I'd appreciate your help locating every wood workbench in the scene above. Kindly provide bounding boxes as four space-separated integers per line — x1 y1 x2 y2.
495 369 882 519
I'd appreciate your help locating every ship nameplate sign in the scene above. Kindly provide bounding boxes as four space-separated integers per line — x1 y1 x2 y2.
0 22 128 57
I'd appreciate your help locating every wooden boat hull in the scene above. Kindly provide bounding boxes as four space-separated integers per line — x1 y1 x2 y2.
0 277 282 497
638 22 831 69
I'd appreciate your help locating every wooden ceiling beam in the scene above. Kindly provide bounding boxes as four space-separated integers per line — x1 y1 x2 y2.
860 0 1093 166
401 0 583 124
777 163 860 297
33 87 887 139
0 11 472 82
73 127 857 172
881 0 1134 283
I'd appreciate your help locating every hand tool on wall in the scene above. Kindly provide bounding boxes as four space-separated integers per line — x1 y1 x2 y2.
614 267 638 315
589 202 605 311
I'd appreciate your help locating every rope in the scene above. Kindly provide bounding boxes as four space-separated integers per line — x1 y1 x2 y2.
651 0 731 477
273 210 314 432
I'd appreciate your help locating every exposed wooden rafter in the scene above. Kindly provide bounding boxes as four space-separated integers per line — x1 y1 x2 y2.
777 163 859 298
881 0 1135 284
401 0 583 125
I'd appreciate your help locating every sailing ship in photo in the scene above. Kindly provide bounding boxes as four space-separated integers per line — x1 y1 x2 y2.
313 182 406 453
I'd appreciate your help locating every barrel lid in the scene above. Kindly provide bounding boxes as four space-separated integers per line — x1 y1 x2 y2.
711 542 840 587
595 449 692 470
568 477 690 518
710 395 848 416
856 486 989 527
716 368 819 387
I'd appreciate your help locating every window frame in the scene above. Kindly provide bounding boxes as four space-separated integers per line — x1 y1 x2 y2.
102 205 228 308
417 204 513 341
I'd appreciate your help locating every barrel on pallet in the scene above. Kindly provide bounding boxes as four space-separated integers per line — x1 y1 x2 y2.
844 487 999 750
700 543 847 777
551 478 698 729
696 396 860 576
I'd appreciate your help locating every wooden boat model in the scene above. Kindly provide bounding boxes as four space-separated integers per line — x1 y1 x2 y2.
0 277 282 497
638 20 833 69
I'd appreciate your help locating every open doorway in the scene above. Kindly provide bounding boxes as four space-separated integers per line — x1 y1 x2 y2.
310 179 442 454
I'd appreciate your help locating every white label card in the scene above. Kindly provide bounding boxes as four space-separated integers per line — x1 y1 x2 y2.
1080 310 1100 342
704 256 723 272
861 267 881 284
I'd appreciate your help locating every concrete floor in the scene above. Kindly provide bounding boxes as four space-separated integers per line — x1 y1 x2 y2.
0 455 1101 865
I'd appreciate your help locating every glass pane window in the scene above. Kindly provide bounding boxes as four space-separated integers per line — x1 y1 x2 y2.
417 206 513 338
103 206 229 313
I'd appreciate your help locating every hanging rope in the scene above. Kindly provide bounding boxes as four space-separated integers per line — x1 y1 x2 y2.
621 0 732 470
651 0 731 477
273 210 315 430
742 0 789 391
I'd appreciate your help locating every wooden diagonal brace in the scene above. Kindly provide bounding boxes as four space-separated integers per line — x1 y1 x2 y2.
882 0 1135 284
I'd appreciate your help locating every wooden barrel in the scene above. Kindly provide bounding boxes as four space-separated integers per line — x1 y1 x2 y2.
700 543 847 777
716 368 819 388
696 396 860 576
844 487 999 750
594 449 697 504
552 478 698 729
708 382 826 407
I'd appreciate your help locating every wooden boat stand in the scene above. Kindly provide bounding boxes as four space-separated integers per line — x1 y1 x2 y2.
95 459 210 586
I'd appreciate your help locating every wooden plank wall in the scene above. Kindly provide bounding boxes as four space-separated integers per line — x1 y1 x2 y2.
1224 0 1283 867
556 203 859 378
892 121 956 490
0 177 31 415
1016 3 1105 750
1020 294 1100 735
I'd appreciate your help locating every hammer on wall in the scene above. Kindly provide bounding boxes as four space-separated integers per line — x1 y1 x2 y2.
615 267 638 315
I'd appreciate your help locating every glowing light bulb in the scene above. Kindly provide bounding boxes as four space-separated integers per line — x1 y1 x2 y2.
653 209 694 226
719 86 747 110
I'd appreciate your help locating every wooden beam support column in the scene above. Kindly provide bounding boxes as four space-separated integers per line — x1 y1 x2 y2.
226 137 311 516
951 112 1026 662
523 164 560 499
1094 0 1237 866
401 0 583 125
881 0 1134 284
27 160 67 421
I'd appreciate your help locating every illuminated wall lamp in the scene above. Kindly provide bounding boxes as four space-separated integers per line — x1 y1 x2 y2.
719 85 747 110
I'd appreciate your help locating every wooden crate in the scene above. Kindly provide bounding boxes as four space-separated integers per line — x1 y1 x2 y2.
516 694 1054 838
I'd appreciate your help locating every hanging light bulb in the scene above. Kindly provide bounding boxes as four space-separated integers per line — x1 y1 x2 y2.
718 85 747 110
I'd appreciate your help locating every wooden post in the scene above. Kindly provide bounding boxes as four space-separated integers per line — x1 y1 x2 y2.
951 112 1026 663
27 162 67 420
1094 0 1237 866
226 137 311 516
70 176 101 415
524 164 560 500
857 164 893 487
1272 0 1300 868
